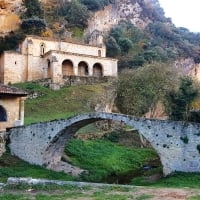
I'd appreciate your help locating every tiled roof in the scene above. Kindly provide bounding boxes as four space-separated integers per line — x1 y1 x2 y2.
0 84 27 96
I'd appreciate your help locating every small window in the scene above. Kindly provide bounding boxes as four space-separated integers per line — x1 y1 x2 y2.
40 43 46 56
98 50 101 57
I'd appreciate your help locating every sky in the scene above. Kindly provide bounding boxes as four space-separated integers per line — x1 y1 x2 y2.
158 0 200 33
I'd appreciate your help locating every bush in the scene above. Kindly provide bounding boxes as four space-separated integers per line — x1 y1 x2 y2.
0 32 25 53
21 18 46 35
166 77 199 121
22 0 43 18
115 63 177 116
59 1 90 29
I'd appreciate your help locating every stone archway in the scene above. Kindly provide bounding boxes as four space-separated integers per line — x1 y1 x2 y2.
78 61 89 76
0 105 7 121
93 63 103 77
62 60 74 76
9 112 200 176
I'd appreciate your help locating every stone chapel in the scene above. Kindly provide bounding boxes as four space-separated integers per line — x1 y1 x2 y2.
0 35 118 85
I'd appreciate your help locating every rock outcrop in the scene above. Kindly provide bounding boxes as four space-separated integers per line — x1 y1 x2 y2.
86 0 154 35
0 0 23 34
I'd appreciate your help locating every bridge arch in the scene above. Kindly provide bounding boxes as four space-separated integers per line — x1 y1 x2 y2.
8 112 200 176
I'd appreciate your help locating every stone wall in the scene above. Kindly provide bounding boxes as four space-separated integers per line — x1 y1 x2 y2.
0 36 117 84
0 53 4 82
0 131 6 156
44 50 117 84
62 76 114 86
0 97 24 131
8 112 200 175
2 52 27 84
21 36 106 58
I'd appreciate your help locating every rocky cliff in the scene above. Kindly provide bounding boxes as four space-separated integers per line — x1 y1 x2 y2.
86 0 163 34
0 0 23 34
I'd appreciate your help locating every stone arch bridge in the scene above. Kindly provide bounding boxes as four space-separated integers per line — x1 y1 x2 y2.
8 112 200 176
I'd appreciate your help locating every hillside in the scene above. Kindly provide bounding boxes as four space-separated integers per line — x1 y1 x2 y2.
13 82 115 124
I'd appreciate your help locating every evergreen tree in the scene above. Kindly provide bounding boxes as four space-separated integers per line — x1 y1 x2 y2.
167 77 198 121
23 0 43 18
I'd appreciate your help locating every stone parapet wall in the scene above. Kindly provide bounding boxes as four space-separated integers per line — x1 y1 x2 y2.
62 76 115 86
31 76 115 90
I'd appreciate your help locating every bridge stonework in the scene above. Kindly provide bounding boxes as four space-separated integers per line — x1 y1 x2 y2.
8 112 200 175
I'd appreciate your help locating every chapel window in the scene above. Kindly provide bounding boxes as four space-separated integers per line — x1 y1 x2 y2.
98 50 101 57
40 43 46 56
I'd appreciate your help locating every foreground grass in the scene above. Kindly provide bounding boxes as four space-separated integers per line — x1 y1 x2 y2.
131 172 200 188
1 184 199 200
0 185 134 200
13 82 106 125
189 196 200 200
0 152 74 183
65 139 157 182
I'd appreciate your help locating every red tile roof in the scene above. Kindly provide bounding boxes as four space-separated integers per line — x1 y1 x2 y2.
0 84 27 96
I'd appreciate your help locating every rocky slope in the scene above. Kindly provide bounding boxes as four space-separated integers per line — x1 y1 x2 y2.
0 0 24 34
86 0 165 34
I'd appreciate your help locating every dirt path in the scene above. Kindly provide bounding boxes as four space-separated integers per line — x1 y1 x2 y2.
2 178 200 200
2 186 200 200
130 187 200 200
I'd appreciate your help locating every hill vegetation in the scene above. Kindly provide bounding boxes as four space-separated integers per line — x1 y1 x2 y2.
13 82 111 124
0 0 200 67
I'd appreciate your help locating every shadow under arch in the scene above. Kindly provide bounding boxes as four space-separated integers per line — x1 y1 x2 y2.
62 59 74 76
93 63 103 77
78 61 89 76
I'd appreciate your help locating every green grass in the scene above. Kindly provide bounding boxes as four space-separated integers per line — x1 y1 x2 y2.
65 139 158 182
189 196 200 200
135 194 154 200
0 152 74 183
13 82 106 125
0 185 134 200
0 194 27 200
131 172 200 188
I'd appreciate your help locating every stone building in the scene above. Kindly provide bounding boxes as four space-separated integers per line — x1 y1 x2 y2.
0 84 27 131
0 35 118 85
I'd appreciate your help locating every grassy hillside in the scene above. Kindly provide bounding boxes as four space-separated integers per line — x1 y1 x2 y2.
14 82 109 124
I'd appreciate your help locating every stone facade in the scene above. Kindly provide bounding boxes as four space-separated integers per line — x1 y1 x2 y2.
0 36 118 85
0 84 27 131
0 131 6 156
8 112 200 176
0 84 27 155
